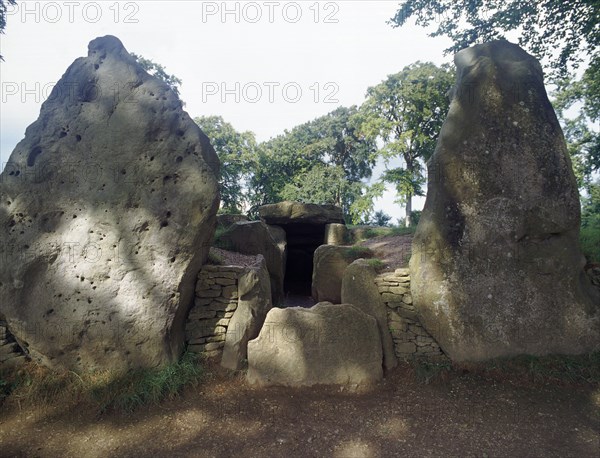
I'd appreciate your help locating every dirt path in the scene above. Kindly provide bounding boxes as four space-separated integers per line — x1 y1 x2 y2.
1 363 598 458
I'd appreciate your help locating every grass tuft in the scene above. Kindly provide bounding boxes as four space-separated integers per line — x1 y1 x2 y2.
344 246 374 260
0 351 204 414
366 258 386 272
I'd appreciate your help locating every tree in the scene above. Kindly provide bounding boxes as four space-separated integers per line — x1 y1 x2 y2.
359 62 455 226
0 0 16 61
194 116 256 213
249 106 378 221
580 180 600 263
552 60 600 189
390 0 600 77
373 210 392 227
131 52 182 98
391 1 600 195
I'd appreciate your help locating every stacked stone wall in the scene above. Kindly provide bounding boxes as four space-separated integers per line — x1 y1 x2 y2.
0 320 27 368
186 266 244 358
375 268 445 359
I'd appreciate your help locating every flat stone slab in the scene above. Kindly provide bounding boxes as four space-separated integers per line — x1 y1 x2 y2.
247 302 383 387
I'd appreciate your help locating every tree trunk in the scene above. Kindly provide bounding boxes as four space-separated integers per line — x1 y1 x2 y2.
405 193 412 227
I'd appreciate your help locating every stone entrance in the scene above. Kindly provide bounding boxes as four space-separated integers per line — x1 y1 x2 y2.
280 222 325 297
258 202 346 306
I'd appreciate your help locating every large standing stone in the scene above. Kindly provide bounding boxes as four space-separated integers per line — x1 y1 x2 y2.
341 260 398 371
247 303 383 387
324 223 348 246
259 201 344 225
221 255 272 371
312 245 361 303
218 221 286 305
0 36 220 372
410 40 600 361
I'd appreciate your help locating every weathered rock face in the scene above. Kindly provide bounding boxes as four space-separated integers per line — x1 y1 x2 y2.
411 40 600 361
247 303 383 387
0 36 220 372
259 201 344 225
219 221 285 305
221 256 272 371
324 223 348 246
341 260 398 371
312 245 362 304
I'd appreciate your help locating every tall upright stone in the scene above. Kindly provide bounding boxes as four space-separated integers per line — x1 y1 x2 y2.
0 36 220 372
410 41 600 361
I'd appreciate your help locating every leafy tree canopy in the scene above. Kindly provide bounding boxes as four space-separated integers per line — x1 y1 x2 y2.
359 61 455 225
0 0 16 61
249 106 378 221
390 0 600 76
194 116 257 213
131 52 183 97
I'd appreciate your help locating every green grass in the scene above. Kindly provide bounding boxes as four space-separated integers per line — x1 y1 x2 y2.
366 258 386 272
0 351 204 414
348 225 417 243
409 352 600 386
580 223 600 263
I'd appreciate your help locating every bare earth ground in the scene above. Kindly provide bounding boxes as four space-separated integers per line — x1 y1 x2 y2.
360 235 413 269
1 235 598 457
0 361 598 458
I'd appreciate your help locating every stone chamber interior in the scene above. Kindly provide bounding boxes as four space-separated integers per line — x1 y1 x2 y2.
280 223 325 304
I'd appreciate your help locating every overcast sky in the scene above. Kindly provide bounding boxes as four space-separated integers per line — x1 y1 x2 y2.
0 1 455 221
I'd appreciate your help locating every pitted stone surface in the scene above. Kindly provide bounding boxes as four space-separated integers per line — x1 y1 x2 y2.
0 36 220 372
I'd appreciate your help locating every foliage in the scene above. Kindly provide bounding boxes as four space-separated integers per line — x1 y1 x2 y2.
359 62 454 226
0 352 204 413
409 210 422 227
249 106 377 221
390 0 600 77
131 52 183 97
344 246 375 260
0 0 16 61
348 182 385 225
552 59 600 189
349 225 416 243
366 258 386 272
280 163 362 214
373 210 392 227
390 0 599 201
580 181 600 263
93 352 203 413
195 116 257 213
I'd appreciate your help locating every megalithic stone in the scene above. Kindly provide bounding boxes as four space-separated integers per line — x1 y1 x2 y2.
410 40 600 361
0 36 220 373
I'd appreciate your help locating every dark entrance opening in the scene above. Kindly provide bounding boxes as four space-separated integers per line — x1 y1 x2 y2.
281 223 325 306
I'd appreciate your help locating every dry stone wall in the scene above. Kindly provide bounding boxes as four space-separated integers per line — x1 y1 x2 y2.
186 266 243 358
375 269 445 360
0 320 27 369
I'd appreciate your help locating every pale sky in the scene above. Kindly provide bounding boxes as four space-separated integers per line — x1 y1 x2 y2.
0 1 456 221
